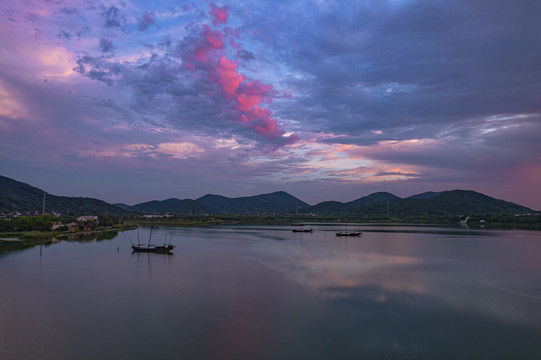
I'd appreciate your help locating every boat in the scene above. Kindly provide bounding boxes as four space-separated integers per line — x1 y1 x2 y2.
130 227 175 253
335 231 363 237
335 222 363 237
292 228 313 233
131 243 175 253
291 223 314 233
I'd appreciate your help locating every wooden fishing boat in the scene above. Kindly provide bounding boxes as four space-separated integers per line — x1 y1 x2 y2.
335 231 363 237
335 223 363 237
130 227 175 253
131 243 175 253
292 228 314 233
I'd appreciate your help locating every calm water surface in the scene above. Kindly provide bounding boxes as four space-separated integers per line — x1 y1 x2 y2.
1 224 540 359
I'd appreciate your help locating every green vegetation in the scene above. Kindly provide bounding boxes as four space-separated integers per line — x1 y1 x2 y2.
126 213 541 229
0 215 57 232
466 214 541 229
0 214 132 252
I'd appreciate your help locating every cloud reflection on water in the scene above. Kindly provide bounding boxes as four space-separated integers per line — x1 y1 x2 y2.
250 228 541 328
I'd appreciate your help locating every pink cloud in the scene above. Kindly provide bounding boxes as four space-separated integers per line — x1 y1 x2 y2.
196 25 225 62
185 3 298 148
203 25 225 49
217 56 244 97
209 3 229 26
215 58 297 144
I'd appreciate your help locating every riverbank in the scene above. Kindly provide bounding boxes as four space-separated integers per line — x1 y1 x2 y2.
0 224 138 249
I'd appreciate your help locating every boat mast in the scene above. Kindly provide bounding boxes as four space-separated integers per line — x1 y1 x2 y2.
148 226 153 247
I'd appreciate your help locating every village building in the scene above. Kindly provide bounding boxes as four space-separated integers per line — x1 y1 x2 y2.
77 216 98 223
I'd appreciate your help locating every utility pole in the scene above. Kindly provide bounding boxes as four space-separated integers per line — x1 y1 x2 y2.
42 193 46 215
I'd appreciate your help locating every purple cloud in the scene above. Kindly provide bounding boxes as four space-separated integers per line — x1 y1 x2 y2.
137 11 156 31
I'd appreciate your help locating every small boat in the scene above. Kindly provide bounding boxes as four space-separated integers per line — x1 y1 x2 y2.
292 228 313 233
291 223 313 233
131 243 175 253
335 231 363 237
130 227 175 253
336 222 363 237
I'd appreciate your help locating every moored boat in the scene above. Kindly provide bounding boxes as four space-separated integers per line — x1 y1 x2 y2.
131 243 175 252
335 222 363 237
130 227 175 253
292 228 313 233
335 231 363 237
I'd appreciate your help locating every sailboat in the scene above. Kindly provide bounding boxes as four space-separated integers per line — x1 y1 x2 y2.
335 222 362 237
292 226 314 233
130 227 175 253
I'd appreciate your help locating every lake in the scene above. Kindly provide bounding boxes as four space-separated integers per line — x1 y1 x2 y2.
1 224 540 359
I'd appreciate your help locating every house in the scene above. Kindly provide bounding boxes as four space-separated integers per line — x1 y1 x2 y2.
51 221 64 231
77 216 98 223
67 222 79 232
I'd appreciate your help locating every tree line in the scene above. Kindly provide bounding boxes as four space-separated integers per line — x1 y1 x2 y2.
0 215 122 233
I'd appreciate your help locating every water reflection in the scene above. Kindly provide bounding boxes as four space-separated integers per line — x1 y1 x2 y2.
251 226 541 328
1 225 540 359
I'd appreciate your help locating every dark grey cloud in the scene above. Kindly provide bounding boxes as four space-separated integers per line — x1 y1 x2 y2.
137 11 156 31
236 49 255 61
99 38 114 53
245 0 541 143
101 5 128 33
57 29 71 39
59 7 79 16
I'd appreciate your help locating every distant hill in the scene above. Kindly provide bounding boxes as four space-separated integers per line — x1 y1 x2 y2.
306 190 534 216
120 198 212 215
308 200 347 214
0 175 128 215
346 192 401 208
424 190 532 215
1 174 535 217
308 192 400 214
408 191 445 199
113 203 132 211
196 191 310 214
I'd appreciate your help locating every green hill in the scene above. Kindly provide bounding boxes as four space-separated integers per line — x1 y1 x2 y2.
1 174 535 218
408 191 445 199
346 192 401 208
196 191 310 214
306 190 534 217
0 175 128 215
123 198 212 215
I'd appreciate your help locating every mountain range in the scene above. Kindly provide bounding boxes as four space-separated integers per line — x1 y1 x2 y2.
0 174 536 217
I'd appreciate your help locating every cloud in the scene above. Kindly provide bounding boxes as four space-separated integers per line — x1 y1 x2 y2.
209 3 229 26
59 7 79 16
99 38 114 53
1 0 540 208
73 2 298 150
236 49 255 61
101 5 128 33
137 11 156 31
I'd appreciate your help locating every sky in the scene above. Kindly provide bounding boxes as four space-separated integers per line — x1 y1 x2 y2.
1 0 540 209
